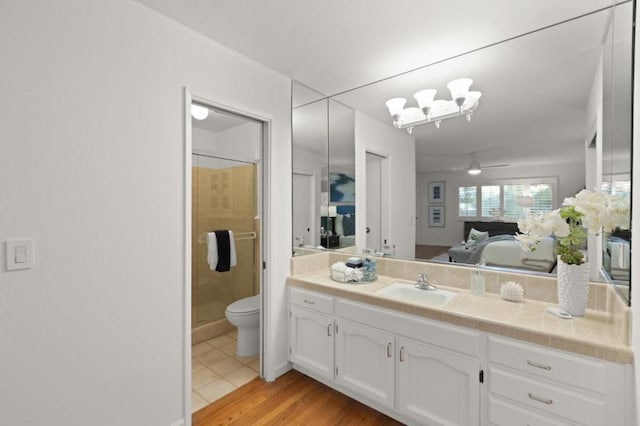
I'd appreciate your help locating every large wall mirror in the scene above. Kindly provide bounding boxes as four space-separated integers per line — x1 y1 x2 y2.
291 1 633 306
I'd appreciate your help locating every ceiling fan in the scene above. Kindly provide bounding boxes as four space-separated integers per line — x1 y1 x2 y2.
459 153 509 175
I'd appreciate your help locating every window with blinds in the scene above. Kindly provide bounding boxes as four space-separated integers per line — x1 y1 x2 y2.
481 185 501 218
504 183 553 218
457 178 556 220
458 186 477 217
602 174 631 195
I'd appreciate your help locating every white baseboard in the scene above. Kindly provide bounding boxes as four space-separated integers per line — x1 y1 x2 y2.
170 420 185 426
267 360 292 382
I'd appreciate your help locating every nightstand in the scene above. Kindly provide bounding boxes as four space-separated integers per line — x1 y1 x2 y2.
321 235 340 249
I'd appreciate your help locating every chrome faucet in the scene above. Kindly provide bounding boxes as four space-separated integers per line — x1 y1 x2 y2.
415 273 437 291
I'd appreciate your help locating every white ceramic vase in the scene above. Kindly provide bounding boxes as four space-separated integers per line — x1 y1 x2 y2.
556 256 590 316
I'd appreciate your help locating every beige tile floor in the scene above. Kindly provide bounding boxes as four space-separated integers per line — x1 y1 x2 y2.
191 330 260 413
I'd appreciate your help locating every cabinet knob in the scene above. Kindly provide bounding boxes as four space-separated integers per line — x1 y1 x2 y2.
303 299 315 305
387 342 392 357
399 346 405 362
327 323 332 336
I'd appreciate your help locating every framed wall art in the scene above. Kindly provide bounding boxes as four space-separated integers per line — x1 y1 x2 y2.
428 181 445 203
428 205 445 227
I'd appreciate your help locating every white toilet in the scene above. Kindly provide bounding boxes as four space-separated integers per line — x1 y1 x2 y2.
225 294 260 357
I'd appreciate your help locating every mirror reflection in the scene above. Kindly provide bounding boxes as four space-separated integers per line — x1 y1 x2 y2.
292 87 327 254
291 2 632 305
601 1 633 301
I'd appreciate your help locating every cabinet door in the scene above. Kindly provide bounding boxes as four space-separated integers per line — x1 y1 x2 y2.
397 338 480 426
289 306 334 381
335 319 395 409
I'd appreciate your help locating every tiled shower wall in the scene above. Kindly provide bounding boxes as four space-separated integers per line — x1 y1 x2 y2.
192 163 259 327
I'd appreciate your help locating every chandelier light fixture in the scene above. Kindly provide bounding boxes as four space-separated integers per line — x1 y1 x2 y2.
385 78 481 133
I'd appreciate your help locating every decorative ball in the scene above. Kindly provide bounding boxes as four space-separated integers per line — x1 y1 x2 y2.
500 281 524 302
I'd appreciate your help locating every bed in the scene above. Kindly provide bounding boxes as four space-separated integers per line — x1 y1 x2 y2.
604 232 630 281
448 221 557 273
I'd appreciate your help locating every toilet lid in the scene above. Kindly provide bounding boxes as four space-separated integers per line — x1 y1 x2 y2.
226 295 260 314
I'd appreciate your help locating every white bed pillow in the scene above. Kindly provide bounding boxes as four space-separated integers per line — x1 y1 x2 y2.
467 228 489 247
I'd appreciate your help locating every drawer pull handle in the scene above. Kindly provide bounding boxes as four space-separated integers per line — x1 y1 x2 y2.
303 299 315 305
400 346 405 362
327 323 332 336
387 342 392 357
528 393 553 405
527 360 551 370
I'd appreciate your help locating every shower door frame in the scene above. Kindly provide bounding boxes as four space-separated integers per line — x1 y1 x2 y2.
184 88 271 424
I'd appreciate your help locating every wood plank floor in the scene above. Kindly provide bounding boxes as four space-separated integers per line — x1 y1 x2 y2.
415 244 450 260
193 370 404 425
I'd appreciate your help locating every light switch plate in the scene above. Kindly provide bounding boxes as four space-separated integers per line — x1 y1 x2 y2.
6 239 34 270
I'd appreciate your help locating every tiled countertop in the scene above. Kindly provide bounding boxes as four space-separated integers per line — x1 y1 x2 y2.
288 269 633 364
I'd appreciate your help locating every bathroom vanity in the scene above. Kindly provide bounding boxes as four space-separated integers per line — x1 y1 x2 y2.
287 253 634 426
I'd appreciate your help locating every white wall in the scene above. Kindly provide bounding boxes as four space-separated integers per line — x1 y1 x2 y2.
0 1 291 425
354 112 416 259
193 122 262 163
416 162 585 246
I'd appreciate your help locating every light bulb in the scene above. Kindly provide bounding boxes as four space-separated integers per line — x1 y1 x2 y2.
468 159 482 175
191 104 209 120
413 89 437 115
385 98 407 118
447 78 473 107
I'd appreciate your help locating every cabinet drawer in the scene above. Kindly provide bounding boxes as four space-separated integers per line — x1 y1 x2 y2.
489 367 605 426
290 287 334 314
488 335 605 394
488 396 566 426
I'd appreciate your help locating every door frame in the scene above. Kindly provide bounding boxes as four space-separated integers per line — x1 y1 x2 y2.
365 150 390 252
183 88 271 424
292 169 317 246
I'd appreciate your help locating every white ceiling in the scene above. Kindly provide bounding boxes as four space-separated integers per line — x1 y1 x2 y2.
136 0 611 96
137 0 630 173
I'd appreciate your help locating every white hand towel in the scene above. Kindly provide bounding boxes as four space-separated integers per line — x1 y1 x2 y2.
228 230 238 268
207 232 218 271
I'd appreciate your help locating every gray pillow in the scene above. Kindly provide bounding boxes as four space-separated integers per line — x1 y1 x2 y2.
467 228 489 246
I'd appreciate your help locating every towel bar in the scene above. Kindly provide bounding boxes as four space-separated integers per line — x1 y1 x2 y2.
197 231 256 244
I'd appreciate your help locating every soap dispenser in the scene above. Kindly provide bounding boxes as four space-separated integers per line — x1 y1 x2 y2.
470 263 485 296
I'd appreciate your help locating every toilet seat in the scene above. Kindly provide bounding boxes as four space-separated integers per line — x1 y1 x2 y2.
226 295 260 314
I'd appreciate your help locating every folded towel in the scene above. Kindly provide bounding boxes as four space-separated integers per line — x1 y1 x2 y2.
330 261 362 282
207 231 237 272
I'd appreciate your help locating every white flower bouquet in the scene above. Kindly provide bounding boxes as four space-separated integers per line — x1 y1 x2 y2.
515 189 629 265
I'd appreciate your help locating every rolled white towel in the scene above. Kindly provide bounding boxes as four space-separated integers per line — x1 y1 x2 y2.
330 261 362 282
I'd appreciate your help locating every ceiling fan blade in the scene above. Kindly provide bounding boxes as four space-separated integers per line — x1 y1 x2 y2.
482 164 510 169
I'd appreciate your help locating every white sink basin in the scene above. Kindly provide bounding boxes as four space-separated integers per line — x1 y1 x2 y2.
376 282 457 306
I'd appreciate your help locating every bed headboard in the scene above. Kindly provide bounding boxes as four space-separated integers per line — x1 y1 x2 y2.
463 221 519 239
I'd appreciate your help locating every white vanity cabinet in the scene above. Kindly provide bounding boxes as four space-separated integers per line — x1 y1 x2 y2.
334 318 395 409
396 337 480 425
288 285 630 425
289 286 482 425
486 335 627 426
288 288 335 381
